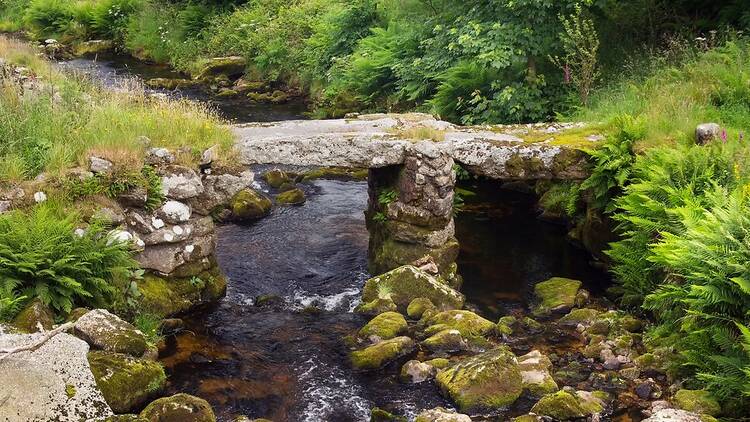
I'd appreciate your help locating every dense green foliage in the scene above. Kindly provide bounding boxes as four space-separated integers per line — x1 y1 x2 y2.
0 204 138 317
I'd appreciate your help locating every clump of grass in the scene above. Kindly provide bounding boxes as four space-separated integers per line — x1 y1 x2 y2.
0 36 234 182
133 312 163 346
390 126 446 142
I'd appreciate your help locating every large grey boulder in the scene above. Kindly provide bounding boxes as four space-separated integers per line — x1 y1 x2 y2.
189 171 254 215
0 331 113 421
161 165 204 200
695 123 721 145
74 309 147 357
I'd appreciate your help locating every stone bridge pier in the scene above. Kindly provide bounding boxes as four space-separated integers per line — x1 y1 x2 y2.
233 113 594 277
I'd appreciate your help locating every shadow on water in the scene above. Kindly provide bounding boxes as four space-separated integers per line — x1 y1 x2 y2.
158 177 610 421
56 54 309 123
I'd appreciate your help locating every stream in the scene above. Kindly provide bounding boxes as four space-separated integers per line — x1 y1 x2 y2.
58 55 616 421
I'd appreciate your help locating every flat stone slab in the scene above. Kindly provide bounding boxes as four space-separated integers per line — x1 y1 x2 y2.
0 330 112 422
233 114 594 180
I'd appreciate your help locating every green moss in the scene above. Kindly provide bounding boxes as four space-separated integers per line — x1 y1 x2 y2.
139 393 216 422
435 347 523 412
193 56 246 81
361 265 464 313
275 188 306 205
263 169 290 188
533 277 582 316
512 415 542 422
424 310 495 338
88 351 166 414
354 297 397 316
230 189 272 220
422 329 467 352
358 311 408 340
12 298 54 333
65 384 76 398
424 358 450 369
350 336 415 370
369 237 460 277
674 390 721 416
406 298 435 320
301 167 368 182
559 308 601 325
370 407 407 422
520 125 605 148
530 390 603 420
137 266 227 318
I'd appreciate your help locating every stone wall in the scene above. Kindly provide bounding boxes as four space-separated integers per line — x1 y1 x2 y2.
367 141 460 278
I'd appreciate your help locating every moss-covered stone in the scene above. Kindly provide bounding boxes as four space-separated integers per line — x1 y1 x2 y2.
359 311 408 340
139 393 216 422
368 237 460 278
521 316 544 332
194 56 246 81
275 188 306 205
559 308 601 326
263 169 290 188
674 390 721 416
137 266 227 318
512 415 542 422
406 298 436 320
88 351 166 414
301 167 369 182
230 189 272 220
354 297 398 316
74 309 147 357
424 358 450 369
422 329 468 353
530 390 605 420
424 310 495 338
361 265 464 313
350 336 415 370
518 350 559 396
496 322 513 336
72 40 113 56
145 78 197 90
532 277 582 316
370 407 407 422
435 347 523 413
12 298 54 333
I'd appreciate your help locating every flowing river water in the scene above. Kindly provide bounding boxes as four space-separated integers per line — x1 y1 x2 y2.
57 55 617 421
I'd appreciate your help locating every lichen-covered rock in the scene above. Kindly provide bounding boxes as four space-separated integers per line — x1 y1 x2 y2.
359 311 408 340
642 408 708 422
532 277 582 316
673 390 721 416
275 188 306 205
12 298 54 333
400 360 437 383
354 297 397 316
161 165 204 200
414 407 471 422
406 297 436 320
422 329 469 353
230 189 272 220
263 169 291 188
435 347 523 413
518 350 558 396
424 310 495 338
350 336 415 370
361 265 464 313
530 390 605 420
88 350 166 414
139 393 216 422
194 56 246 81
558 308 601 326
74 309 148 357
157 200 192 224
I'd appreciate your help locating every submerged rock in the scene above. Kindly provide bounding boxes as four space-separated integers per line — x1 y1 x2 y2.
263 169 291 188
88 350 166 414
139 393 216 422
424 310 495 338
275 187 306 205
518 350 559 396
370 407 407 422
359 311 408 340
530 390 606 420
74 309 148 357
558 308 601 326
350 336 415 370
673 389 721 416
361 265 464 313
435 347 523 413
11 298 54 333
414 407 471 422
532 277 582 316
230 189 272 220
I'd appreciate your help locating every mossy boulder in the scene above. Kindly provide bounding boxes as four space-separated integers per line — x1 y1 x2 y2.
370 407 407 422
422 329 468 353
414 407 471 422
518 350 559 396
558 308 601 326
230 189 272 220
424 358 451 369
350 336 415 370
72 40 113 56
406 298 435 320
512 415 543 422
275 188 306 205
354 297 397 316
532 277 582 316
137 267 227 318
88 351 166 413
263 169 290 188
139 393 216 422
194 56 246 81
673 390 721 416
530 390 605 420
369 237 460 277
74 309 147 357
359 311 408 340
435 347 523 413
361 265 464 313
424 310 495 338
12 298 54 333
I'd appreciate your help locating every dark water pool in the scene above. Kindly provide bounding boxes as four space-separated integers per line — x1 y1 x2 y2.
157 178 609 422
56 54 308 123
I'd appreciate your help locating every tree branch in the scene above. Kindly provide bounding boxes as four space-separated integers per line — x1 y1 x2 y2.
0 322 75 362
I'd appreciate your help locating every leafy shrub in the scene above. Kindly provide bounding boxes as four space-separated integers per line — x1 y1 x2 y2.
24 0 75 36
0 204 138 315
66 166 164 211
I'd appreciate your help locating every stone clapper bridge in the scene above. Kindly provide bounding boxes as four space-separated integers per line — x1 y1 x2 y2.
234 113 600 276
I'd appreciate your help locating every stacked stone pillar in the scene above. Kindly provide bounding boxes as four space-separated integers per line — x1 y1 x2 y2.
367 141 459 278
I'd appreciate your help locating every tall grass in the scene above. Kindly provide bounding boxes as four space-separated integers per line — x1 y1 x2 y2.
0 36 233 182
